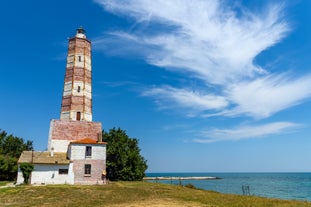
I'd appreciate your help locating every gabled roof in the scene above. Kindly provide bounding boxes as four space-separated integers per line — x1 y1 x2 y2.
70 138 107 145
18 151 69 165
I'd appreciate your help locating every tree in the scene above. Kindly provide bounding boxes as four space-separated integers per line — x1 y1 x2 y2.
0 129 33 181
0 155 17 181
1 135 33 158
102 128 148 181
19 163 34 184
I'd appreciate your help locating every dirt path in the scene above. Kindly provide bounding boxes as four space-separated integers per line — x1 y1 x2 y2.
0 182 15 189
109 199 210 207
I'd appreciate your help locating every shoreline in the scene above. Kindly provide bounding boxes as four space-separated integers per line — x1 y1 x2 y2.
143 176 221 180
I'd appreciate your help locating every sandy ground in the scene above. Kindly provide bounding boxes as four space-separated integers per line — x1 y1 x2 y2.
109 199 210 207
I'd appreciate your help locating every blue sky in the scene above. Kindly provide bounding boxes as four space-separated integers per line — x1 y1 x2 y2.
1 0 311 172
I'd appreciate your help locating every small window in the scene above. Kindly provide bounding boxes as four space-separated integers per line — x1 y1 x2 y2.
77 86 81 93
78 56 82 62
59 169 68 174
84 164 91 175
76 112 81 121
85 146 92 157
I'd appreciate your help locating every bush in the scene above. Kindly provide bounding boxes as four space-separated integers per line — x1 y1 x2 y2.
185 183 197 189
19 163 34 184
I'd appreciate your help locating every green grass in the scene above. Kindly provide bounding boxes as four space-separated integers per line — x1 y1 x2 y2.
0 181 310 207
0 181 12 186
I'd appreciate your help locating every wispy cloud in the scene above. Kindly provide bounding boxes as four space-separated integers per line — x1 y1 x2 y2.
94 0 289 84
94 0 311 140
142 86 228 115
223 74 311 118
194 122 301 143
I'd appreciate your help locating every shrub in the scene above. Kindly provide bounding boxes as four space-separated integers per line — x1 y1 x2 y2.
185 183 197 189
19 163 34 184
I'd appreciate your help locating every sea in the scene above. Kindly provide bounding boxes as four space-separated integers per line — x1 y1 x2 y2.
145 172 311 201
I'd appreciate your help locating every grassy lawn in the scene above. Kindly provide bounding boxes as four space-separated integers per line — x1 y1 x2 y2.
0 181 310 207
0 181 12 186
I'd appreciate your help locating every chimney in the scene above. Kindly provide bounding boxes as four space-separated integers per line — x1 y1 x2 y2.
98 132 102 143
50 147 54 157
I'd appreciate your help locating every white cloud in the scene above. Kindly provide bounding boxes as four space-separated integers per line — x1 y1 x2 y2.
141 73 311 119
142 86 228 115
94 0 311 120
223 74 311 118
95 0 289 84
194 122 301 143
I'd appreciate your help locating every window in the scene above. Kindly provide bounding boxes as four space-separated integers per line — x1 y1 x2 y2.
76 112 81 121
59 169 68 174
78 56 82 62
84 164 91 175
77 86 81 93
85 146 92 157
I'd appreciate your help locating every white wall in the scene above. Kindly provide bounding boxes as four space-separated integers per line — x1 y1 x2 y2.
50 140 70 152
17 163 74 185
16 166 24 184
69 144 106 160
30 164 74 185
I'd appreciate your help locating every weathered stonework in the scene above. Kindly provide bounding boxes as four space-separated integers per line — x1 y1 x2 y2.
47 119 102 152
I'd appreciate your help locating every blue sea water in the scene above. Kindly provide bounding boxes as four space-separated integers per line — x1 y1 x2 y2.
146 173 311 201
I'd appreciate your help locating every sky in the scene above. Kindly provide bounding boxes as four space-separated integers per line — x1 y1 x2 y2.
1 0 311 172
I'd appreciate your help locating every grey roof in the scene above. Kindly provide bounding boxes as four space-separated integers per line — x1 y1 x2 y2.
18 151 69 165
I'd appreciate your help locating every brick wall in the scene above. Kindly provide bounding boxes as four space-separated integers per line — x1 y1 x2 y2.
49 119 102 141
73 160 105 185
48 119 102 152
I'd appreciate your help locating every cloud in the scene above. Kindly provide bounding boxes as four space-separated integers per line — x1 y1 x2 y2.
142 74 311 119
94 0 311 120
193 122 301 143
142 86 228 115
223 74 311 118
95 0 289 84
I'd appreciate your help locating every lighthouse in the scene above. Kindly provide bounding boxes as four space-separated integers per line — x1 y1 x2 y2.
61 27 92 122
47 27 102 153
17 27 107 185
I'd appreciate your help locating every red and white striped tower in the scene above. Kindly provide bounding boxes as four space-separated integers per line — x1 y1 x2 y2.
48 27 102 153
60 27 92 122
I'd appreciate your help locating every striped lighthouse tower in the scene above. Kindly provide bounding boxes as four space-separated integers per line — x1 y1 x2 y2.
60 27 92 122
47 27 102 153
15 27 108 186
